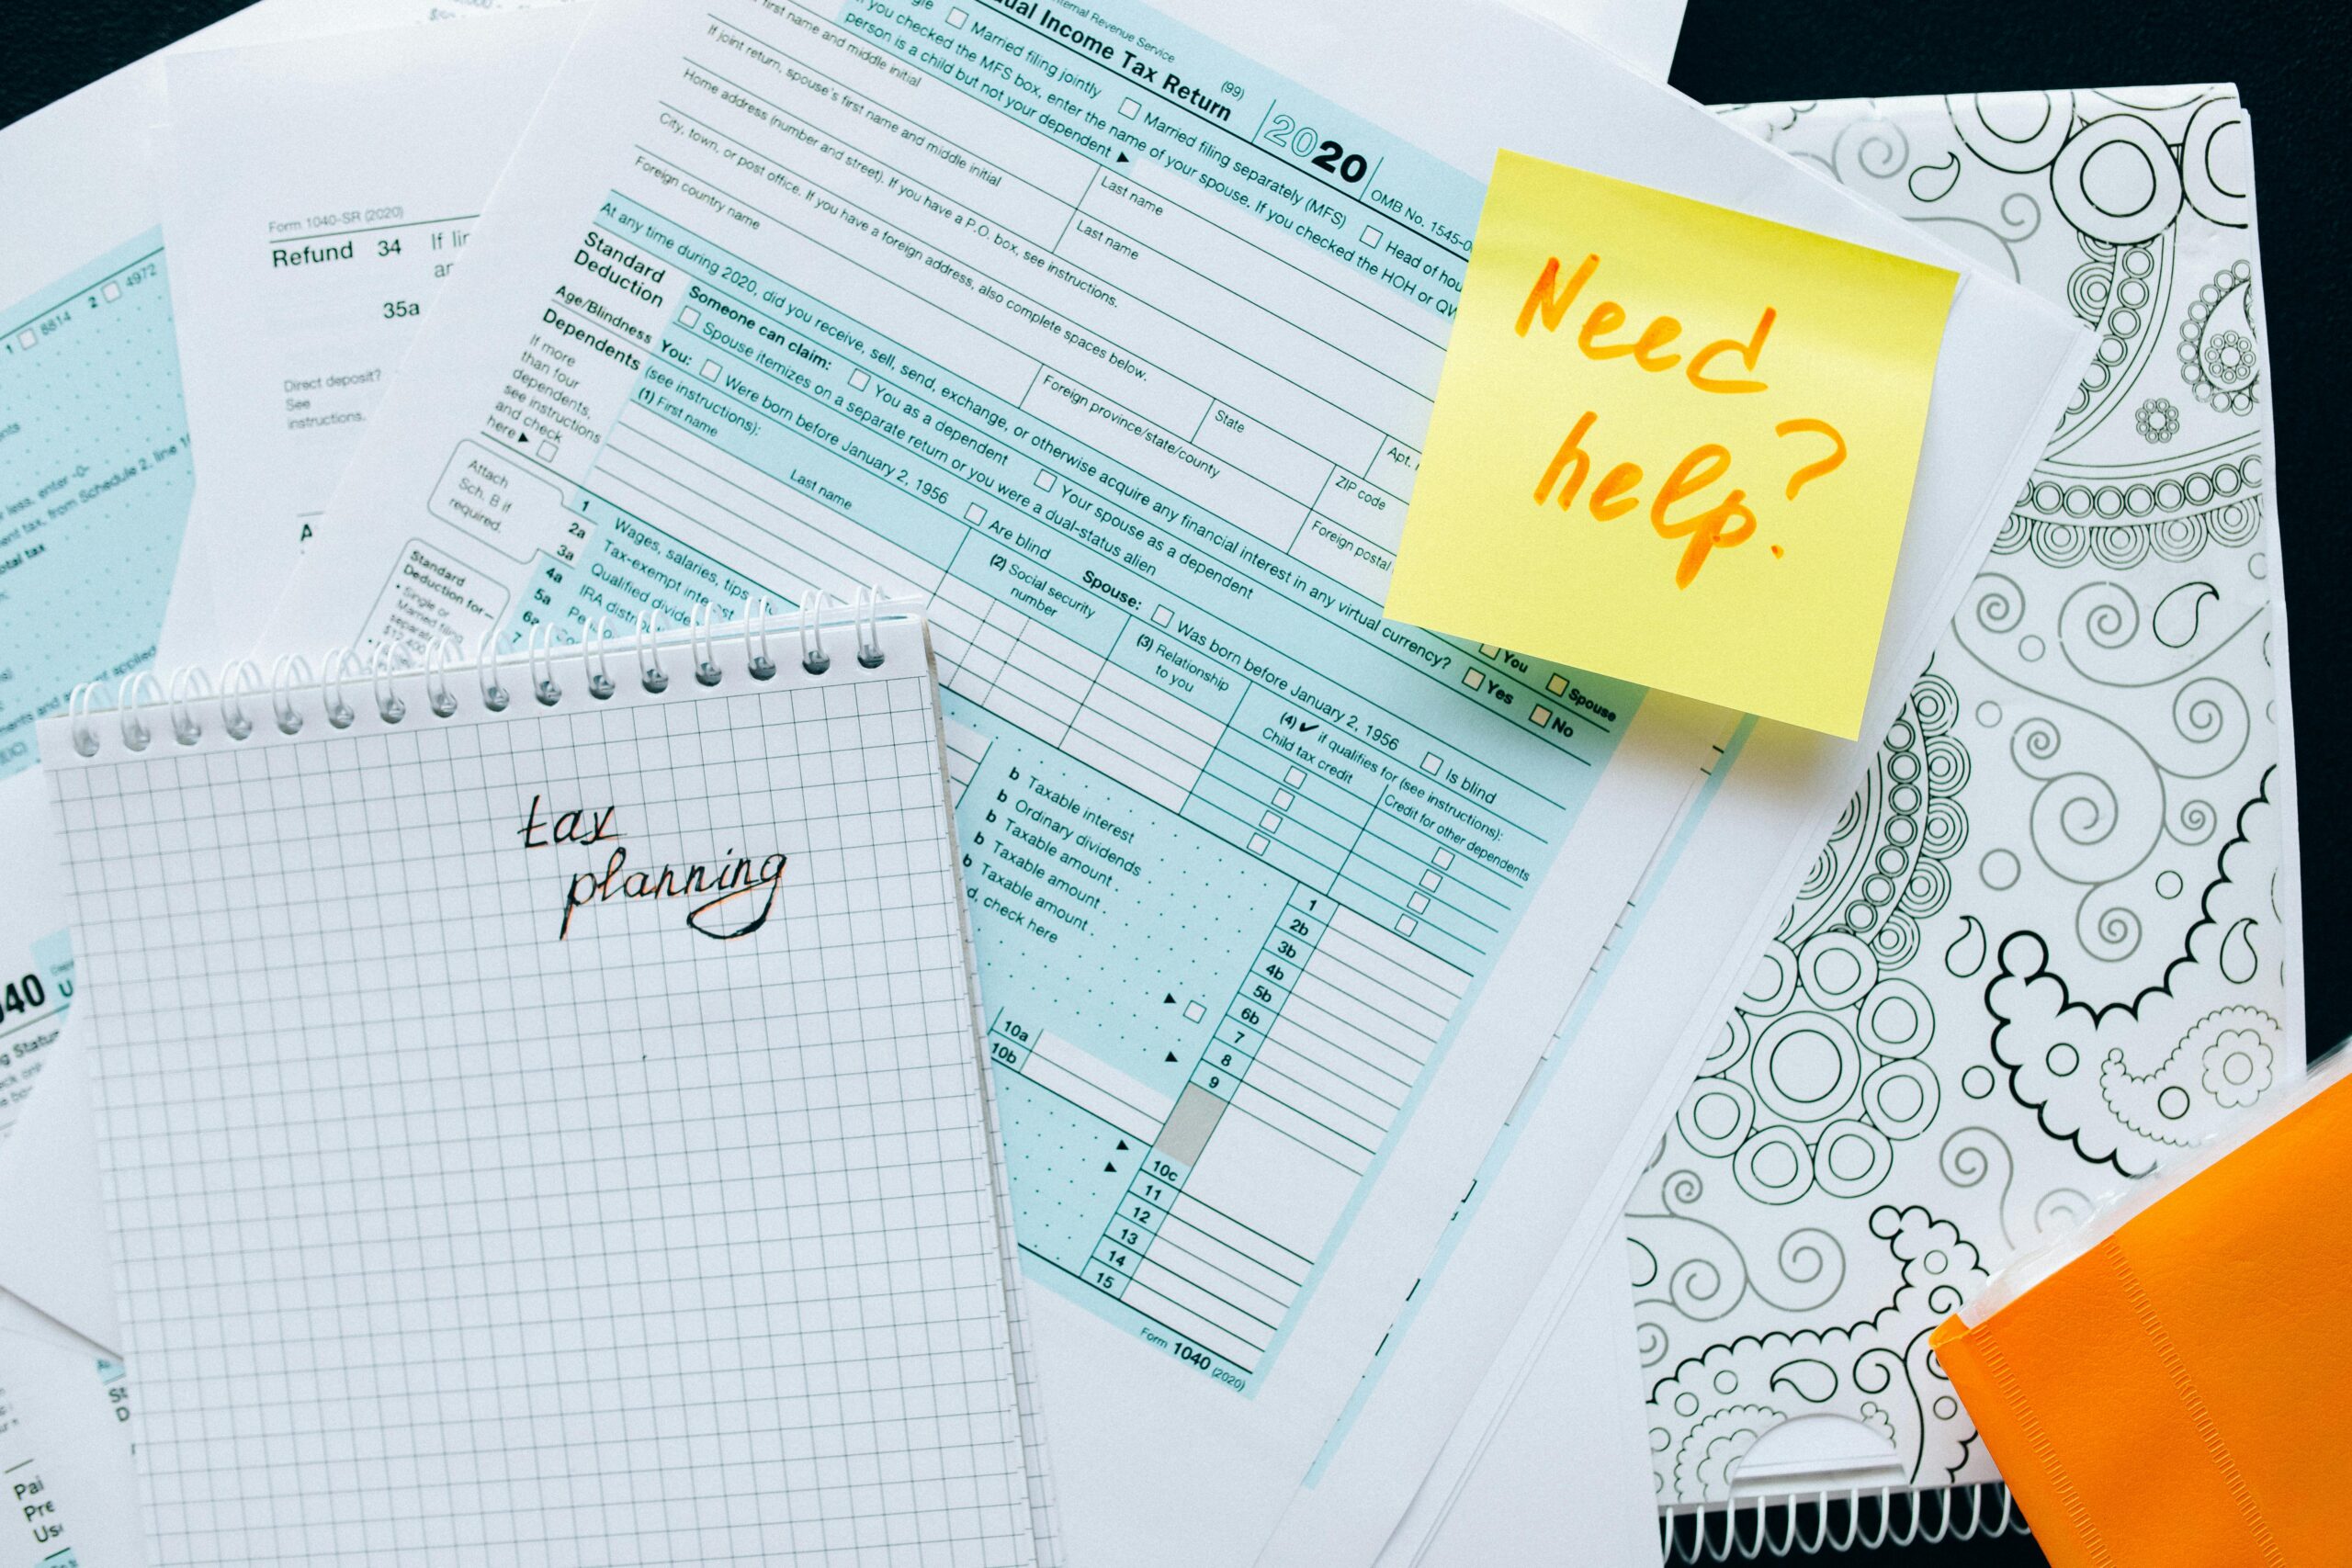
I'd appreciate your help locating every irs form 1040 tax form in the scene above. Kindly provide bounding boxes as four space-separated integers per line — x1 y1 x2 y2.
263 0 2084 1560
150 2 1678 675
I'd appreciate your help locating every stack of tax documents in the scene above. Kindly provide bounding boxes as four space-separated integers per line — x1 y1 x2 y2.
0 0 2098 1562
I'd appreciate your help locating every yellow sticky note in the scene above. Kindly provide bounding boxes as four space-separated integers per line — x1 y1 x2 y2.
1385 152 1959 738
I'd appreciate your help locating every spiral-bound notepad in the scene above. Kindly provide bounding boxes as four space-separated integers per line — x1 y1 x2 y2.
39 603 1046 1567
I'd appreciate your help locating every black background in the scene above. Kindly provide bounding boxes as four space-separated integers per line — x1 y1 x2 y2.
5 0 2345 1562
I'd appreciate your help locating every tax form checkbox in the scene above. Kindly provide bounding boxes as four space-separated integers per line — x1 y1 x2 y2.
1249 833 1269 854
1035 468 1057 491
966 502 988 523
1284 766 1305 787
1546 673 1568 695
946 6 967 23
1419 869 1442 890
1531 705 1553 727
15 330 34 351
1273 789 1294 810
1396 915 1418 935
679 306 700 328
698 359 719 380
1420 752 1442 773
102 282 121 302
1260 811 1281 831
1119 98 1140 118
1361 226 1382 247
1463 670 1484 689
1433 849 1454 869
1408 893 1430 912
1151 604 1173 626
849 368 870 390
1183 1000 1205 1022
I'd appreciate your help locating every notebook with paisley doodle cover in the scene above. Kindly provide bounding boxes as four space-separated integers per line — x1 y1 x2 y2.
1617 85 2303 1526
1931 1050 2352 1567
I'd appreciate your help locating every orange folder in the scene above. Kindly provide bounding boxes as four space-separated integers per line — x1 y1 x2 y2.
1931 1055 2352 1568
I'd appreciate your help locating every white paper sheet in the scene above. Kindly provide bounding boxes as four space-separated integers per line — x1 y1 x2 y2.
0 1010 138 1568
1509 0 1687 81
0 1295 138 1568
248 0 2081 1561
153 5 585 671
0 1014 117 1355
1412 1240 1660 1568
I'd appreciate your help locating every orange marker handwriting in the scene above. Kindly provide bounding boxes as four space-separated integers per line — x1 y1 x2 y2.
1775 418 1848 499
1515 255 1843 588
1531 411 1757 589
1516 254 1776 395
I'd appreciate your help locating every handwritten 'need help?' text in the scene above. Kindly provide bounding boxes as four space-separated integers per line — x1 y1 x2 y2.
1515 254 1848 589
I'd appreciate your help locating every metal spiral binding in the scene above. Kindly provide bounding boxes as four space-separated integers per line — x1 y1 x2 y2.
1662 1483 2030 1561
66 586 896 759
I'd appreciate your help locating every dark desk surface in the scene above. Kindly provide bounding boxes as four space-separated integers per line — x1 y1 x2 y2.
5 0 2343 1562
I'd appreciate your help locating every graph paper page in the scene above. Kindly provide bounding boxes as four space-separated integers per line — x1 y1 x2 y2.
40 617 1039 1567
